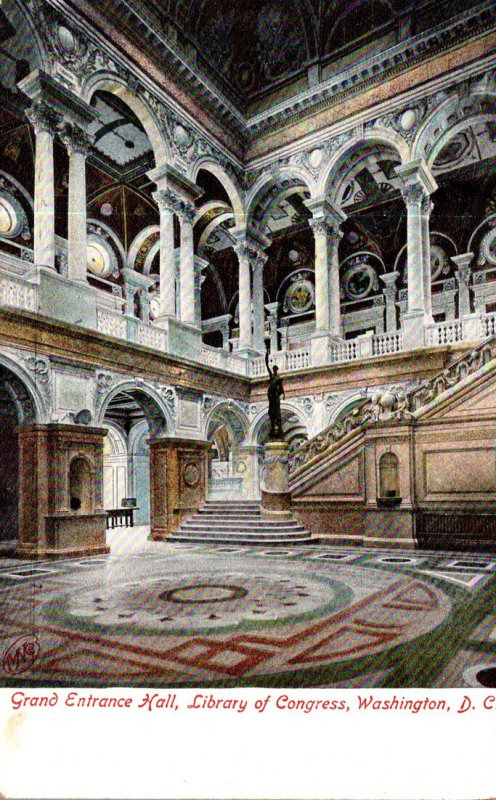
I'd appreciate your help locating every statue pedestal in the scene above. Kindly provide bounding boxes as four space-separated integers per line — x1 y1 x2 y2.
260 440 291 518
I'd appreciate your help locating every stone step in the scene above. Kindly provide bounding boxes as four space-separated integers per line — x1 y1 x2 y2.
170 532 312 545
171 501 313 546
183 518 304 529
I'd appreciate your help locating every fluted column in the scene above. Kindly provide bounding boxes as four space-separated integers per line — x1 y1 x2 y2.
26 103 59 272
153 189 176 321
177 202 196 327
63 125 92 284
251 250 267 354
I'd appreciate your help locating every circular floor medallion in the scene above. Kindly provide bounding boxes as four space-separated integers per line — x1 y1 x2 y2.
159 582 248 605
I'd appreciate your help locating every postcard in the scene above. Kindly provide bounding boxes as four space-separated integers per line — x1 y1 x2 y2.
1 0 496 797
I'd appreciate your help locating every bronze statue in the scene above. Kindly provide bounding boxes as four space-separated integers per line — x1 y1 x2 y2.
265 343 285 440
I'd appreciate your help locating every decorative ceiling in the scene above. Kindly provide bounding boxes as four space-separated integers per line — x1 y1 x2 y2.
88 0 484 108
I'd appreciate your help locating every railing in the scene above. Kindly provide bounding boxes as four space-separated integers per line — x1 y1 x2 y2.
135 320 167 351
372 331 403 356
96 307 127 340
330 339 359 363
481 312 496 338
0 273 38 313
427 319 463 346
200 345 248 375
251 346 311 376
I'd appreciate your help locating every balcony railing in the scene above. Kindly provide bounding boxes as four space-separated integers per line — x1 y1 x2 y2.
1 249 496 378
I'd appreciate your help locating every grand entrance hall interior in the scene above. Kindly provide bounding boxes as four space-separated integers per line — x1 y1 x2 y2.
1 0 496 689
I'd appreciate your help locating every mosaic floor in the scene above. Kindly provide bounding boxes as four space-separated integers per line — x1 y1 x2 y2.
1 529 495 688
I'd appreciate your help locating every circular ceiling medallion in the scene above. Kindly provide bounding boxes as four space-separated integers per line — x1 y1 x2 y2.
285 278 314 314
430 244 449 280
100 203 113 217
342 262 378 300
86 235 117 277
0 191 25 239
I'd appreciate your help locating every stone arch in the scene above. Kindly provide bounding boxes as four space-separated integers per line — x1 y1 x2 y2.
204 401 249 446
103 420 127 457
0 354 48 424
412 90 495 166
2 0 47 76
127 225 160 272
328 392 366 425
97 379 174 437
424 113 496 170
318 129 410 201
249 403 310 448
82 73 172 167
247 165 316 220
191 159 245 222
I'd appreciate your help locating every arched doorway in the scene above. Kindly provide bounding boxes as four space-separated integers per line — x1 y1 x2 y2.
101 386 168 548
0 364 37 549
205 403 249 499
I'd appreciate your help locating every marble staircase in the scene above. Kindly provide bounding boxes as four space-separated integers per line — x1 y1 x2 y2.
169 501 313 546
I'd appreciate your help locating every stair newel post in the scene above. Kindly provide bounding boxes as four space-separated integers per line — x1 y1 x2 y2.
260 441 292 519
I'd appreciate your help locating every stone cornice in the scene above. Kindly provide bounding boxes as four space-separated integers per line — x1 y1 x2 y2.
245 42 496 169
245 0 496 137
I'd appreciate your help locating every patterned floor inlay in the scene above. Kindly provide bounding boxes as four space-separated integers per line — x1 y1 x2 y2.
1 540 495 688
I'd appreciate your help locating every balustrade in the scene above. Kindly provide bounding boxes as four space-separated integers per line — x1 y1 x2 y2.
426 320 463 346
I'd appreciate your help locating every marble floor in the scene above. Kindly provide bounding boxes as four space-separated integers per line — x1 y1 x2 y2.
1 527 495 688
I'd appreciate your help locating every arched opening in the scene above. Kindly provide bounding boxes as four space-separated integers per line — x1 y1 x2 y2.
0 364 37 550
101 387 168 549
205 403 249 499
69 457 92 514
379 451 400 499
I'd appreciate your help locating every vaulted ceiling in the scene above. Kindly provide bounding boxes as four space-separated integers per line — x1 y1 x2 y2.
87 0 484 111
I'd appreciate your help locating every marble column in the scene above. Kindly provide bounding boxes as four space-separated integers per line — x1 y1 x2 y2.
26 103 59 272
452 252 474 318
309 217 330 333
178 202 196 327
233 241 253 352
327 226 343 338
195 256 209 328
420 196 434 318
396 160 437 348
251 250 267 354
380 271 399 332
307 200 346 340
153 189 177 321
265 302 279 353
63 125 92 284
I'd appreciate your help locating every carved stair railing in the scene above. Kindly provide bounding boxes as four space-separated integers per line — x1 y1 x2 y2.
289 335 496 483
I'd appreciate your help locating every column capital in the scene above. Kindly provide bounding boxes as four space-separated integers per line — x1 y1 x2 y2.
380 271 400 289
61 123 94 157
451 252 474 271
147 163 203 203
306 197 346 231
396 159 438 200
26 101 62 135
153 188 179 214
175 199 196 225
